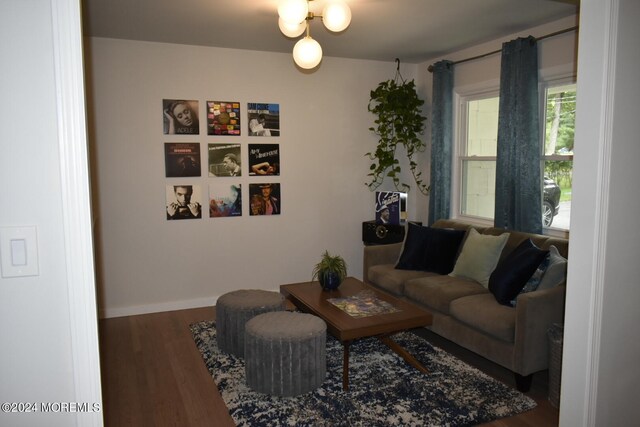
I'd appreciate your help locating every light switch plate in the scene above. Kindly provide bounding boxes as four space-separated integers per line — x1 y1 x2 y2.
0 226 39 278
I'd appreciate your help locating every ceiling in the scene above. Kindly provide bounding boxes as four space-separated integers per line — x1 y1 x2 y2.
82 0 578 64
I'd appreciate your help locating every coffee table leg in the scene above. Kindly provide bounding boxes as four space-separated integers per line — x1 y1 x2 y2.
342 340 351 391
378 334 429 374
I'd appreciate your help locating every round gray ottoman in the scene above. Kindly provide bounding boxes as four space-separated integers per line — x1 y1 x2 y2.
245 311 327 396
216 289 284 357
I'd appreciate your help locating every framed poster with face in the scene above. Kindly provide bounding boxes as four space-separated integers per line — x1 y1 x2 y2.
208 143 242 177
163 99 199 135
166 184 202 220
247 103 280 136
249 183 281 216
164 143 201 177
375 191 407 225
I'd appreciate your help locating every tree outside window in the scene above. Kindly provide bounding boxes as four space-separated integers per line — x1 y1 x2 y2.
543 83 575 230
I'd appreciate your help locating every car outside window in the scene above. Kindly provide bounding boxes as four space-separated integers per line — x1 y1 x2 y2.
542 82 575 230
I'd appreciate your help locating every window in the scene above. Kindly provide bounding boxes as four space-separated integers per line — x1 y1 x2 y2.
542 82 575 230
458 93 499 221
455 80 576 230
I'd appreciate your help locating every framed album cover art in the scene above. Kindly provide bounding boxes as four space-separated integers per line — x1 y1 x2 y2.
208 144 241 177
249 183 281 216
166 184 202 220
164 143 201 177
207 101 241 135
247 103 280 136
248 144 280 176
209 183 242 218
163 99 199 135
375 191 407 225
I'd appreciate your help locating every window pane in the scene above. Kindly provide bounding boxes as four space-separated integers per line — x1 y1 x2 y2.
543 82 575 230
545 85 576 156
543 161 572 229
467 97 499 156
461 160 496 219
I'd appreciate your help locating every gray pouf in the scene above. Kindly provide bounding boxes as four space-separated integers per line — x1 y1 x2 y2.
216 289 284 357
245 311 327 396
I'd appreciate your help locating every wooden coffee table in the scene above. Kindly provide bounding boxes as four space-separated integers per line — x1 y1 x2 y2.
280 277 433 390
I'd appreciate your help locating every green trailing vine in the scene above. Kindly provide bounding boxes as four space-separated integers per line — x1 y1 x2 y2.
365 61 429 195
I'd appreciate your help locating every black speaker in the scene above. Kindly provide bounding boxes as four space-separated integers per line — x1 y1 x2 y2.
362 220 419 245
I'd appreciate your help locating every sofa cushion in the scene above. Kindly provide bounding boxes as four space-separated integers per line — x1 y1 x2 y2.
404 275 488 314
489 239 549 306
396 223 466 274
537 245 568 290
368 264 433 296
450 228 509 287
449 293 517 343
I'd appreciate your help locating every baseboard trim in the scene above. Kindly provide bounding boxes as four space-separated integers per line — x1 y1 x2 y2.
100 288 282 318
100 296 218 319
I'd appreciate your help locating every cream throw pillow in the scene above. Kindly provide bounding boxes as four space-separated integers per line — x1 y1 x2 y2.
449 228 510 287
537 245 567 290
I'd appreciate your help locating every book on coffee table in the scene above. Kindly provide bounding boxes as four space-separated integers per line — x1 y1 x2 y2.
327 290 400 318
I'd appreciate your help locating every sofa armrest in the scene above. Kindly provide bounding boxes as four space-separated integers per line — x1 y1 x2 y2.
363 243 403 284
512 285 566 375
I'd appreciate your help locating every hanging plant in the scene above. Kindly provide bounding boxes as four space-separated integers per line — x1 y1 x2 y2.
365 60 429 195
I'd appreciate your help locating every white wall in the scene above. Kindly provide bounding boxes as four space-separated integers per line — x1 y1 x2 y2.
0 1 101 426
88 38 420 317
87 16 581 319
561 0 640 425
417 15 578 92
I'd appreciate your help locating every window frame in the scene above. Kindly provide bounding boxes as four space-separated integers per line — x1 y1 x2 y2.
539 77 576 234
451 76 576 237
452 87 500 227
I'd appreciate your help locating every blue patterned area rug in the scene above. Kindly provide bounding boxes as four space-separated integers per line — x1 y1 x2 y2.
190 320 536 426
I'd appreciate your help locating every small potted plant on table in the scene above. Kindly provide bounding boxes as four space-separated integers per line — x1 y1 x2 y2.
312 250 348 291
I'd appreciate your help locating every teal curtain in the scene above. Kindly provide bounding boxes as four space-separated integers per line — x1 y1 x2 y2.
494 37 542 233
428 60 454 225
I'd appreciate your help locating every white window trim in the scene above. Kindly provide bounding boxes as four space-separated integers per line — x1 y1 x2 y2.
451 76 576 238
452 87 499 226
539 75 577 159
540 75 576 237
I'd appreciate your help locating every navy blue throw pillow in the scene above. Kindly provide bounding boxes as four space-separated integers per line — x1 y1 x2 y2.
395 223 428 270
396 224 466 274
489 239 549 306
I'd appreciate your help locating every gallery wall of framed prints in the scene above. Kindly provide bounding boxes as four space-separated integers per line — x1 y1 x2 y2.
163 99 282 221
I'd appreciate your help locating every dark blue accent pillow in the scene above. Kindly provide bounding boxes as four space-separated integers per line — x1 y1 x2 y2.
510 254 550 306
396 224 466 274
489 239 549 306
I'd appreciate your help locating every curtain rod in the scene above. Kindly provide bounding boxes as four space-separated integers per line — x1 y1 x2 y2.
427 26 578 73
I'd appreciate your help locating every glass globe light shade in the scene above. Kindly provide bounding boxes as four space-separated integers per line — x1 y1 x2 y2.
322 1 352 32
278 18 306 38
293 36 323 69
278 0 308 25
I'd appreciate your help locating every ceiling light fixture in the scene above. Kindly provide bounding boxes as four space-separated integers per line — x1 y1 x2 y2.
277 0 352 69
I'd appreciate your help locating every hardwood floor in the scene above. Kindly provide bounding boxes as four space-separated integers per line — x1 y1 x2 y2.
100 307 559 426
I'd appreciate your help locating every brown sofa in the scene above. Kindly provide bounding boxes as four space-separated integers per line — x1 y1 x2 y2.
363 219 568 391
